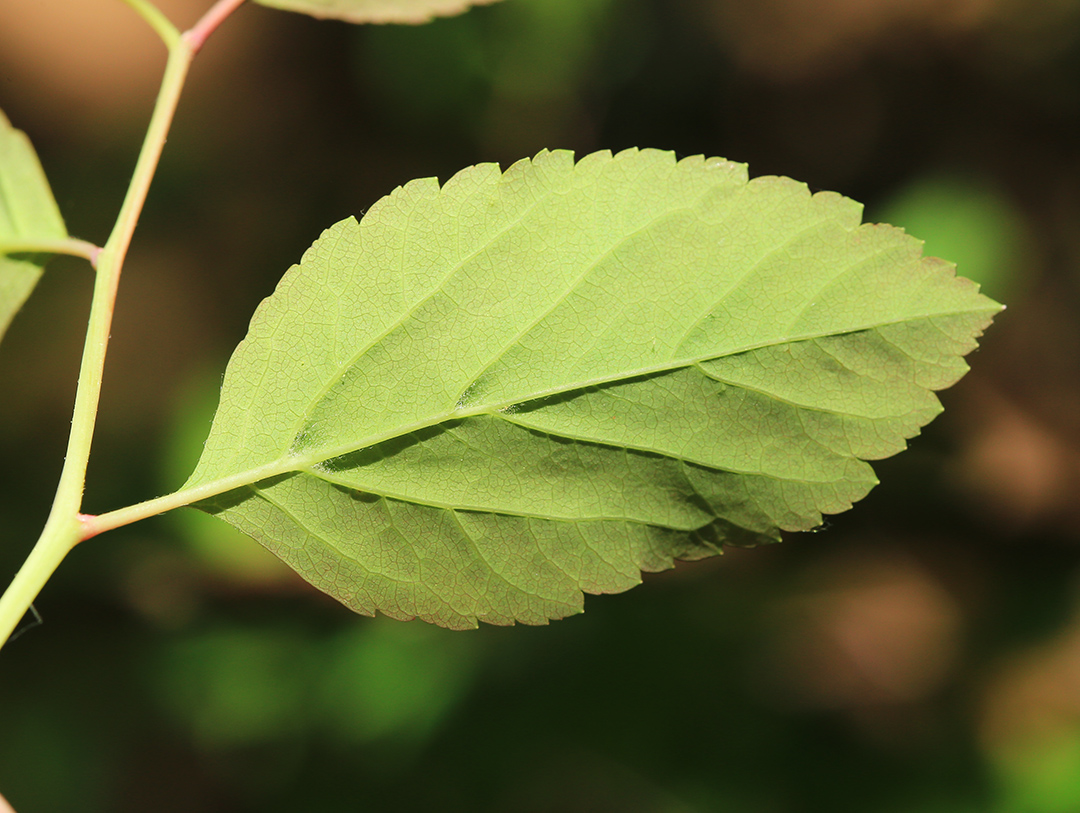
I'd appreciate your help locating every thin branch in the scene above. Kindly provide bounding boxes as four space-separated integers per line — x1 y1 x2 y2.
0 238 102 268
0 36 197 652
185 0 248 52
117 0 181 48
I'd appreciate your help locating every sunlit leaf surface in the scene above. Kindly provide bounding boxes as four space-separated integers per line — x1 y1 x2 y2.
0 109 68 343
187 148 1001 629
252 0 502 24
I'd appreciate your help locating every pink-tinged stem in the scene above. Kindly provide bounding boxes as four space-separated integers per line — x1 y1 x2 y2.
186 0 248 52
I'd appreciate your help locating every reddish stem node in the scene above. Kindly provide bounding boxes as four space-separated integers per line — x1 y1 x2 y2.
185 0 247 52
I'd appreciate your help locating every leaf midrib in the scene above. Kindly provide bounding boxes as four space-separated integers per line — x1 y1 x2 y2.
284 187 924 462
183 305 996 509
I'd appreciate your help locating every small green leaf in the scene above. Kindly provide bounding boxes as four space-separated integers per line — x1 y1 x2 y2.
252 0 503 24
187 148 1001 629
0 109 68 343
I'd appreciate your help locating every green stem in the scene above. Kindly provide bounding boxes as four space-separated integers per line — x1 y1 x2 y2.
118 0 181 48
0 41 194 649
49 42 195 527
0 238 102 267
83 457 294 539
186 0 248 52
0 513 83 646
0 0 253 650
0 0 247 650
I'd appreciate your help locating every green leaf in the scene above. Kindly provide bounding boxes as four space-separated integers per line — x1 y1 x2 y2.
252 0 503 24
0 109 68 344
186 148 1001 629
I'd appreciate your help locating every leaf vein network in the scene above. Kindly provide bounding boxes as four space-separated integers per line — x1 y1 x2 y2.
451 187 721 408
287 169 559 449
670 201 837 354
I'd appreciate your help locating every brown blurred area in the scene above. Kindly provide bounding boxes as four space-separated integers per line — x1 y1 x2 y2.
2 1 1080 811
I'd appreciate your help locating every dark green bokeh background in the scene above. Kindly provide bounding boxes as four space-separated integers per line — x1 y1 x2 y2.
2 0 1080 810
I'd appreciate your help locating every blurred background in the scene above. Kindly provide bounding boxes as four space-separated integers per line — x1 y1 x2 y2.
1 0 1079 810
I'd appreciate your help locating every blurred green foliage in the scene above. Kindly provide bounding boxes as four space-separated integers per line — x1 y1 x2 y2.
161 367 291 583
995 731 1080 813
151 618 477 748
875 175 1026 301
359 0 622 151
